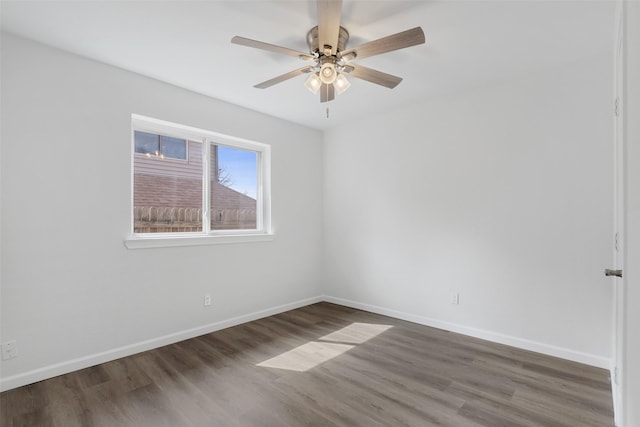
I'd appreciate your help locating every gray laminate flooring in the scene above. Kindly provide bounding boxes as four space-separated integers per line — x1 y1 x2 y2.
0 302 615 426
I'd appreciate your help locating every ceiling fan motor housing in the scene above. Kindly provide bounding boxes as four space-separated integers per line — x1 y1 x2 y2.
307 25 349 56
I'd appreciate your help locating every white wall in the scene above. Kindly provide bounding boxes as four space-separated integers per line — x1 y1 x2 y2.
0 34 324 390
323 55 614 366
623 2 640 425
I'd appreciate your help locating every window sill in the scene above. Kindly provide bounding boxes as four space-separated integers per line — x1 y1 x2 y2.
124 233 274 249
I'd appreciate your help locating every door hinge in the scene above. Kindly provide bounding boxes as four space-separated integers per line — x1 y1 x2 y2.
613 366 618 385
615 97 620 117
615 232 619 252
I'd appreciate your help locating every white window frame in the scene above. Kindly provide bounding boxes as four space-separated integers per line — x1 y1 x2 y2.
125 114 272 249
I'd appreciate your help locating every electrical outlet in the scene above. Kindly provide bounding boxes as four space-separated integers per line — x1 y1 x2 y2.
1 341 17 360
450 293 460 305
204 294 212 307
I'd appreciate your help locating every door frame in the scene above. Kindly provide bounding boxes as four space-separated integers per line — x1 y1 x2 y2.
612 1 625 424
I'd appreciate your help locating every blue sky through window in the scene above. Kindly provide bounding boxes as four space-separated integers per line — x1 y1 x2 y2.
218 145 257 199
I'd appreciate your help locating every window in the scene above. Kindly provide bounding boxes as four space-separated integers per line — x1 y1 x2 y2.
127 115 271 248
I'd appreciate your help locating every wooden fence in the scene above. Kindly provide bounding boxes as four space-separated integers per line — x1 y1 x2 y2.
134 206 256 233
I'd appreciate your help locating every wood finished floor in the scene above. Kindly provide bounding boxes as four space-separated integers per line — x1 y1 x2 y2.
0 302 614 427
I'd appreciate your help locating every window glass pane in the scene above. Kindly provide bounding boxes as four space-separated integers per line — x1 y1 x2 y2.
210 144 257 230
134 131 159 155
133 138 203 233
160 135 187 159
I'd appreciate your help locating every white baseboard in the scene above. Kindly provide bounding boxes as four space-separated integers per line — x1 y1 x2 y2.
0 296 323 392
322 295 612 370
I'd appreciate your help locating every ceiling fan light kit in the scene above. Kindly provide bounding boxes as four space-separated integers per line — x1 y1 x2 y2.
305 73 322 94
333 73 351 95
231 0 425 103
319 62 337 84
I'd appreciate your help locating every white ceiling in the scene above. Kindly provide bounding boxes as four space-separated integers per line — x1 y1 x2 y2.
1 0 615 130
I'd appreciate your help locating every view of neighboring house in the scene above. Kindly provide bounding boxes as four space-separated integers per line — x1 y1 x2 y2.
133 133 257 232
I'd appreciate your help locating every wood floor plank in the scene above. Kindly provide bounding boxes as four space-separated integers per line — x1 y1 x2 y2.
0 302 615 426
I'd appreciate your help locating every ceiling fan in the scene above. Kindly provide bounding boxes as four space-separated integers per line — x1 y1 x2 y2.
231 0 425 103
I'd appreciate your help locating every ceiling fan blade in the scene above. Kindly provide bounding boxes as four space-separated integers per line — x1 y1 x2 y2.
254 66 315 89
343 64 403 89
320 83 335 103
317 0 342 55
340 27 425 61
232 36 315 61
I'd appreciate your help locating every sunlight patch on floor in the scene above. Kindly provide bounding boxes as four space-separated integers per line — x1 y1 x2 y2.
257 322 393 372
320 322 393 344
256 341 354 372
